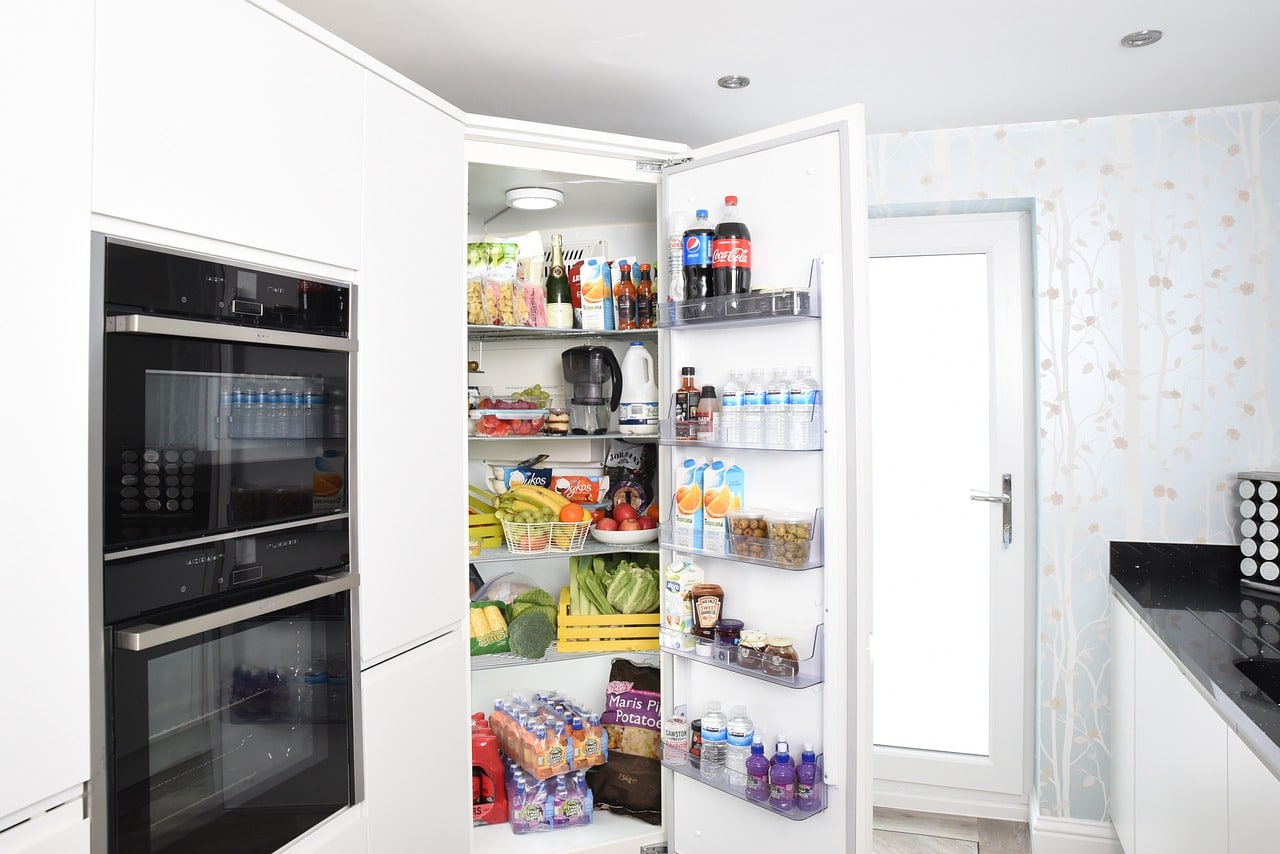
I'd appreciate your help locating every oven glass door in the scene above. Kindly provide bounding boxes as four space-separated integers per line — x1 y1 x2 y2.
109 579 354 854
102 331 349 552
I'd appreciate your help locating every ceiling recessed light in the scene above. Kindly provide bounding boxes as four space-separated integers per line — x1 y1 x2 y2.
1120 29 1162 48
505 187 564 211
717 75 750 90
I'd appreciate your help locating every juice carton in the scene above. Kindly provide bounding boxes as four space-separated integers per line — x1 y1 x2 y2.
662 559 705 650
312 449 346 512
673 457 709 550
577 258 614 331
701 458 745 554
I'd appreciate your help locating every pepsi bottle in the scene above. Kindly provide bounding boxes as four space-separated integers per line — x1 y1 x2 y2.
712 195 751 295
682 209 714 300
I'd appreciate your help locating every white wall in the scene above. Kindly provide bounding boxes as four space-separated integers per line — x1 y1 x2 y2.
866 101 1280 821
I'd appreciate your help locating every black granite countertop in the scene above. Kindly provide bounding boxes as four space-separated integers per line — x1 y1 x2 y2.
1110 540 1280 779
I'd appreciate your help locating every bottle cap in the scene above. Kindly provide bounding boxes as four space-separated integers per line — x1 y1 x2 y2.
682 366 696 376
725 195 738 205
701 385 716 397
696 209 708 218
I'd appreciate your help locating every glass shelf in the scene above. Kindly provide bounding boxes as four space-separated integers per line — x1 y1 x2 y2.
468 325 657 342
469 642 655 672
470 540 659 563
663 624 824 688
468 431 658 443
659 392 822 451
660 508 824 571
661 749 827 821
658 288 820 329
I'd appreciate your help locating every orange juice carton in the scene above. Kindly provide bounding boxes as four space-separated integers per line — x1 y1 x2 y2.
673 457 709 550
701 458 744 554
312 449 346 511
578 258 614 331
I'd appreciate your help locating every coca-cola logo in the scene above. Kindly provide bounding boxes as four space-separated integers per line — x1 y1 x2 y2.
711 241 751 266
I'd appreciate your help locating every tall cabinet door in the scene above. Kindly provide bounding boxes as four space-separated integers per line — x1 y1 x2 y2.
660 106 871 853
356 70 466 666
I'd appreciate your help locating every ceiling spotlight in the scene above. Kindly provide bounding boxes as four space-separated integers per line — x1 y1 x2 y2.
1120 29 1162 48
717 75 751 90
505 187 564 211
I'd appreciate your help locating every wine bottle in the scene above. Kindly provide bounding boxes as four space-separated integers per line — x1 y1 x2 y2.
545 233 573 329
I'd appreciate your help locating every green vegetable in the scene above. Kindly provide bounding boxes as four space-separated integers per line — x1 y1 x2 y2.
606 562 660 614
513 588 555 608
508 610 556 658
578 564 616 615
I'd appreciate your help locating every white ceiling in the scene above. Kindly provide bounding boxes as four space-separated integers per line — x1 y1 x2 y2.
277 0 1280 231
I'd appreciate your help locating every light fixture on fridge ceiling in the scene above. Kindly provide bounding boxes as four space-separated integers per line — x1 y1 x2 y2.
1120 29 1162 47
717 74 750 89
505 187 564 210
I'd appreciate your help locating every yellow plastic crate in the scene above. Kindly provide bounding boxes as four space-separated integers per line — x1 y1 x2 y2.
468 510 503 548
557 586 659 653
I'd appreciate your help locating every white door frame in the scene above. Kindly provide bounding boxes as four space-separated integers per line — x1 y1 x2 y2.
868 212 1036 817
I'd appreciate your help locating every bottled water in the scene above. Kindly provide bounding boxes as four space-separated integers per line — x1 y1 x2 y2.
741 368 767 446
725 704 755 785
218 385 234 438
788 366 821 449
248 385 268 439
720 369 745 444
763 367 790 447
700 700 729 780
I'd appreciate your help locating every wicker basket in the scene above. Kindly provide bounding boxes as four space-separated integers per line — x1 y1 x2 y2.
502 520 590 554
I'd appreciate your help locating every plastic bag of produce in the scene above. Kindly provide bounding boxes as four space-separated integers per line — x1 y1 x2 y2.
585 658 662 824
469 601 510 656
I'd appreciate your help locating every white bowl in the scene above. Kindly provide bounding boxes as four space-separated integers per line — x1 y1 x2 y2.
589 526 660 545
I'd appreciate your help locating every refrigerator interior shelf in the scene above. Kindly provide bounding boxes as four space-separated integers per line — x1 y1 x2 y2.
664 623 825 688
660 508 825 571
469 642 655 672
468 432 658 443
470 539 659 563
467 324 658 342
662 750 827 821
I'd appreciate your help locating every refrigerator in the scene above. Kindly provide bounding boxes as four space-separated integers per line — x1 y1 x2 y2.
463 106 872 854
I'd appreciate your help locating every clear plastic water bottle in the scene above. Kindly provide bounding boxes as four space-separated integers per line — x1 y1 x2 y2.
700 700 729 780
248 385 268 439
788 365 821 449
285 381 304 438
763 367 790 447
741 368 767 445
229 384 248 438
720 369 745 444
305 380 327 439
217 385 234 439
725 704 755 785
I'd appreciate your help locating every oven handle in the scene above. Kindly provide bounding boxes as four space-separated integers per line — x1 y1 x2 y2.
105 314 356 353
114 571 358 652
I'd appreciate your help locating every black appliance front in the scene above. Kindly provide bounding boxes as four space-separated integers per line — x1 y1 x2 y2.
106 529 355 854
100 238 352 553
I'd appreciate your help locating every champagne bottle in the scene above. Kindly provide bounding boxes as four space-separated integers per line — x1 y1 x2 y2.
545 233 573 329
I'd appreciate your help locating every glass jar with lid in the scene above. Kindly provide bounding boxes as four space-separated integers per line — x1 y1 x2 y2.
762 635 799 679
713 618 745 663
736 629 769 671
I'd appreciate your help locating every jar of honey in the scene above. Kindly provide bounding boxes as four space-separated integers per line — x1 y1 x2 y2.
762 635 799 679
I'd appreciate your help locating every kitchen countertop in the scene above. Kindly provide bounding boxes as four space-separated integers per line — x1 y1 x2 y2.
1110 540 1280 780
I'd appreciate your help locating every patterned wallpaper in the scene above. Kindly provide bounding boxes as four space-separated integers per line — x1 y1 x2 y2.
865 101 1280 821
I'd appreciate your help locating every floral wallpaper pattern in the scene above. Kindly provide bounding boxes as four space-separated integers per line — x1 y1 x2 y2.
865 101 1280 821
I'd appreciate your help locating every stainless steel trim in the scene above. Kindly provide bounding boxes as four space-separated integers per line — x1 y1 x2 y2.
103 513 351 561
105 313 356 352
115 571 358 652
970 472 1013 547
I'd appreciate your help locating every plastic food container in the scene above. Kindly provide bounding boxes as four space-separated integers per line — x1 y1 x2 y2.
470 409 548 437
766 509 815 566
726 509 768 559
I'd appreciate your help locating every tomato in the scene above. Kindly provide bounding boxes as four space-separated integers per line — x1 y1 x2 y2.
559 503 586 523
612 503 639 523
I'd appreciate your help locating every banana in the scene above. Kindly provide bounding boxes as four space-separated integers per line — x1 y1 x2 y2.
496 496 542 515
507 486 560 513
512 483 570 510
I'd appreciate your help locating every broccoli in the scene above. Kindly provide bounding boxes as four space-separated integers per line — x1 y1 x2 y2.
507 610 556 659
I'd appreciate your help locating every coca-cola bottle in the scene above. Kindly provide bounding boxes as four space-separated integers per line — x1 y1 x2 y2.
712 195 751 295
682 209 714 300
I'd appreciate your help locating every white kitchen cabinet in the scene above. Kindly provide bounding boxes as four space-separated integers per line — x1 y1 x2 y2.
1110 598 1136 853
1227 728 1280 854
355 69 467 665
0 800 88 854
0 0 93 826
91 0 365 269
362 631 470 854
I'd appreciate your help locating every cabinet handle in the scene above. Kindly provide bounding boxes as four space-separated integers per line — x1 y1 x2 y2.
970 473 1012 548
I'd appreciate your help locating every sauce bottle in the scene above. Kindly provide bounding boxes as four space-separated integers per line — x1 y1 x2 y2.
674 367 701 440
637 263 654 328
696 385 719 441
615 263 637 330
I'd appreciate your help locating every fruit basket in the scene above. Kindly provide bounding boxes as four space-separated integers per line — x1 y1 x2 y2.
502 519 591 554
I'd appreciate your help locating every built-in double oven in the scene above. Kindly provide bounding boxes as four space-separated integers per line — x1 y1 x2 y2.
91 235 359 854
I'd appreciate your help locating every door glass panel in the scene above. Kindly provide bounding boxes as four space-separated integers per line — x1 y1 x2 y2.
869 252 991 757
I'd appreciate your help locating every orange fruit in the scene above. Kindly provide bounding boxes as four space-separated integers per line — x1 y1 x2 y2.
559 503 586 523
646 503 660 521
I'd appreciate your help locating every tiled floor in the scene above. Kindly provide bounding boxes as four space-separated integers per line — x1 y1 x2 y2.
872 807 1031 853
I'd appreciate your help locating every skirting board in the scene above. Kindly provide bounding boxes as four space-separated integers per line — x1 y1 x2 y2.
1030 813 1124 854
873 780 1029 822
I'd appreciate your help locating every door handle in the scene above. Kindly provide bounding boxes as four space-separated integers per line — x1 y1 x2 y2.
114 571 357 652
970 473 1012 548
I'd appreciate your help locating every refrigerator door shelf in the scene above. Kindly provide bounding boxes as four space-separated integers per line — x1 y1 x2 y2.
661 750 827 820
664 624 825 689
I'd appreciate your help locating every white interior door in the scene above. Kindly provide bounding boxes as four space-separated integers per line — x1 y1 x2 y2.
868 213 1034 807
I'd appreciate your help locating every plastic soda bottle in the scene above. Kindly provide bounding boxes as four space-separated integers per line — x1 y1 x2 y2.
746 737 770 801
769 741 796 810
796 743 821 811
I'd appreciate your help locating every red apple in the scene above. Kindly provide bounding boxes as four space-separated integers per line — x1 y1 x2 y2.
635 516 657 530
612 503 639 523
619 519 640 532
596 517 619 532
591 507 607 525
